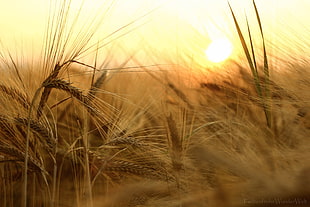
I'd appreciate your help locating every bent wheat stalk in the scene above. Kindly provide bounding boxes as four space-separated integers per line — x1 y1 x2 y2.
37 63 62 118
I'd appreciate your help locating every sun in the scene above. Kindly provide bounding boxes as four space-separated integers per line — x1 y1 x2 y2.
205 38 233 63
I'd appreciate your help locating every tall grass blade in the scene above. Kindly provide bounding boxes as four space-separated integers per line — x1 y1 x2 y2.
228 3 262 97
246 16 258 77
253 0 271 128
229 1 272 128
228 4 254 74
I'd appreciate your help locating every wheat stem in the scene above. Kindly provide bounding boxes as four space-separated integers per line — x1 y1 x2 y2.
23 86 43 207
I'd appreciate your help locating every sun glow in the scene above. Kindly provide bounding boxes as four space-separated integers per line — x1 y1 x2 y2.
205 38 233 63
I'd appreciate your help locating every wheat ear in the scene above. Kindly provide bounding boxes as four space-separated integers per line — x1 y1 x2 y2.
0 144 46 174
43 78 103 118
0 115 55 152
0 84 30 109
88 70 108 100
14 117 55 152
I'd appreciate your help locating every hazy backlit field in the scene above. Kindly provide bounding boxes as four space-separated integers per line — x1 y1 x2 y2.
0 1 309 207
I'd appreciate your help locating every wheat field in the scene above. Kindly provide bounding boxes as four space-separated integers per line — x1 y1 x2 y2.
0 1 309 207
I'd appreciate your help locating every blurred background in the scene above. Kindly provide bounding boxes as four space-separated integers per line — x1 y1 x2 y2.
0 0 309 70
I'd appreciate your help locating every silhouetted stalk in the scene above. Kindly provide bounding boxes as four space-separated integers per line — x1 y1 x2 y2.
229 0 272 128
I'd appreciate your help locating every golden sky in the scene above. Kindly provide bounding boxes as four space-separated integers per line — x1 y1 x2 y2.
0 0 309 68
